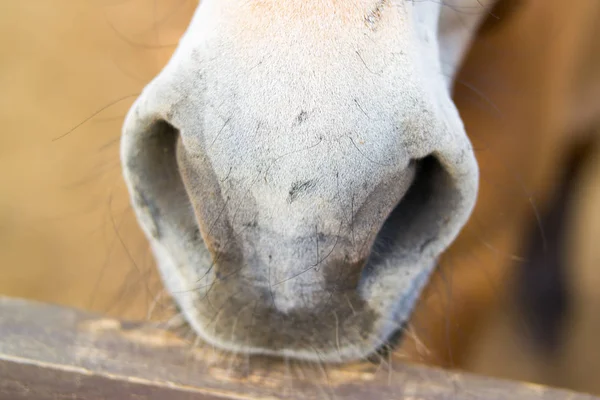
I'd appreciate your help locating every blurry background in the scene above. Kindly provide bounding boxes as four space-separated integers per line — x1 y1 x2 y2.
0 0 195 320
1 0 598 395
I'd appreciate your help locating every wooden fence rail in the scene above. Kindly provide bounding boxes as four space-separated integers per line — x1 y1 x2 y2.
0 296 597 399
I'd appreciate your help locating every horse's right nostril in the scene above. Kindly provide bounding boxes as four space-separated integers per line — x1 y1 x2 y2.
121 116 203 251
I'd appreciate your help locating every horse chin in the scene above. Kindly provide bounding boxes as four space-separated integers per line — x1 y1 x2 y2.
150 232 436 363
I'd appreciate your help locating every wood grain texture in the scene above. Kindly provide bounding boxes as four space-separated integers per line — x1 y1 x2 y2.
0 297 596 400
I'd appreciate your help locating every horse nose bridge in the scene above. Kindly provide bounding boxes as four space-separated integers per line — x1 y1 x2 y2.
213 148 421 268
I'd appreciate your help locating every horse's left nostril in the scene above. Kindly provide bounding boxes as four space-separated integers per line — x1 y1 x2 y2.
362 156 460 279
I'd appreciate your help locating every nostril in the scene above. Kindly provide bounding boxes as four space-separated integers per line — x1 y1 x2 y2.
362 156 460 279
125 119 179 186
122 118 199 245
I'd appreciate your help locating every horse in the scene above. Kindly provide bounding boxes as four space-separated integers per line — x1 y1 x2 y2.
120 0 600 367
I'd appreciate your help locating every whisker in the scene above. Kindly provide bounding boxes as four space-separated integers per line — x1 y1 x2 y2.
52 94 139 141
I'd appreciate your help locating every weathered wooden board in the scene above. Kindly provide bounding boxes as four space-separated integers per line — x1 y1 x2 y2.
0 296 596 399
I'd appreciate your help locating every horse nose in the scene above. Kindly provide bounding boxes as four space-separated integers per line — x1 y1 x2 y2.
120 54 480 361
121 88 476 305
118 0 485 362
